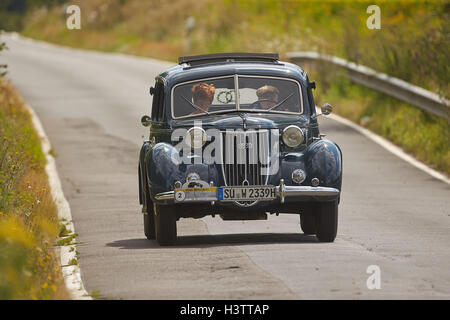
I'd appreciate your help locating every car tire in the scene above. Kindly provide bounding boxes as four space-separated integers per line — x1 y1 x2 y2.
154 204 177 246
315 200 338 242
143 182 156 240
144 213 156 240
300 213 316 235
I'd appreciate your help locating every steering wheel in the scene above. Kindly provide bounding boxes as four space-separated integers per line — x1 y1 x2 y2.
250 99 278 109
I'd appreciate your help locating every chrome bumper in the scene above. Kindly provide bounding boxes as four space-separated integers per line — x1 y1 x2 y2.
276 179 339 203
154 179 340 203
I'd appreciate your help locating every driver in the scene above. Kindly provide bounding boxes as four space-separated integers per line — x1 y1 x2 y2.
190 83 215 115
256 85 279 109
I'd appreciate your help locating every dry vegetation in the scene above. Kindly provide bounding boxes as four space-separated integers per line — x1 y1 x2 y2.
0 77 68 299
314 70 450 173
20 0 449 98
16 1 449 174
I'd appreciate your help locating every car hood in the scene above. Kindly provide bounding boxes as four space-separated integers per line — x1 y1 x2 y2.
170 112 310 130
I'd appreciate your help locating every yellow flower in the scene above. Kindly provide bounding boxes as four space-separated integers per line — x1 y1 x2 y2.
41 282 48 289
50 285 57 292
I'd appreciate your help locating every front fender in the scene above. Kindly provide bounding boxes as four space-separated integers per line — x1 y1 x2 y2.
146 143 219 200
138 140 151 205
304 139 342 190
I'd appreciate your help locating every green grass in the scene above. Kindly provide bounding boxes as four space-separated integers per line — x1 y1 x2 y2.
56 233 78 246
0 78 69 299
88 289 102 299
315 72 450 173
68 258 78 266
58 223 70 237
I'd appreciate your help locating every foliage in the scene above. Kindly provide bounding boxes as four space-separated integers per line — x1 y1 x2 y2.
0 41 7 77
0 79 68 299
315 70 450 173
17 0 449 99
14 0 449 174
0 0 67 30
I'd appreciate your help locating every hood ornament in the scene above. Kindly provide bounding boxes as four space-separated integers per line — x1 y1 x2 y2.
238 112 248 130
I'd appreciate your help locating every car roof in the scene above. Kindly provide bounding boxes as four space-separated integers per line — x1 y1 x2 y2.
157 55 309 87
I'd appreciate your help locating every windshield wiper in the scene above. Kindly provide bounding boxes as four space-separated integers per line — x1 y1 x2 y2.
213 109 275 115
266 92 295 111
214 108 293 115
181 95 210 115
214 109 249 115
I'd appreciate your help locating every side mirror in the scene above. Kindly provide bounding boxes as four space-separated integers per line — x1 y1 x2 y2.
312 103 333 120
141 115 151 127
321 103 332 115
149 86 155 95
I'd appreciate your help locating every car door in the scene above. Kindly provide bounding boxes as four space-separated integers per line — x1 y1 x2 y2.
149 80 166 146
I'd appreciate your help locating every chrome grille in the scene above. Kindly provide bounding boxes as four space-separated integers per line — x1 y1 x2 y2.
221 130 270 186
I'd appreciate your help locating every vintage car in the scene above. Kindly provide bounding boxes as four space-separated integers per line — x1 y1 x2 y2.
138 53 342 245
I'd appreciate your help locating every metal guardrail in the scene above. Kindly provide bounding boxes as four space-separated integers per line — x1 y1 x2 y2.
287 52 450 121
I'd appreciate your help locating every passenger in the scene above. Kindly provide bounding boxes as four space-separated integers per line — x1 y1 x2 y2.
190 83 215 114
256 85 279 109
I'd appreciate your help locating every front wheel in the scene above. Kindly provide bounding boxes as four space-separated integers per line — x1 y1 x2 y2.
154 204 177 246
300 213 316 235
143 180 155 240
315 200 338 242
144 212 155 240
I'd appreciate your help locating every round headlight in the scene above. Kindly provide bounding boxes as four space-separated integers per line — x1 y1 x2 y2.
186 127 206 148
282 125 304 148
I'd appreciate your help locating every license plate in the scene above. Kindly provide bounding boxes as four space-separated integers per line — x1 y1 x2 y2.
218 186 276 201
174 187 217 202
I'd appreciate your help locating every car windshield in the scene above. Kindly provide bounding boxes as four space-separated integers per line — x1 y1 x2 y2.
171 75 302 118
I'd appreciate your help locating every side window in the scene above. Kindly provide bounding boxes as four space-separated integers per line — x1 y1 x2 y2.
151 82 165 122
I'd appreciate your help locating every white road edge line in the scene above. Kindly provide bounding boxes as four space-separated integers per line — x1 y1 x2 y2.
322 109 450 185
26 104 92 300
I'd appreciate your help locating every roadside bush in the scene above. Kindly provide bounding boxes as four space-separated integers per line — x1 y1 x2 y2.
0 78 68 299
314 71 450 174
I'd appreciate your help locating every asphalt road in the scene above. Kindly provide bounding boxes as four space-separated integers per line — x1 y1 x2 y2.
2 34 449 299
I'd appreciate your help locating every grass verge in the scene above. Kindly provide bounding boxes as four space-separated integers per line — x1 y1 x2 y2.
0 78 69 299
315 71 449 174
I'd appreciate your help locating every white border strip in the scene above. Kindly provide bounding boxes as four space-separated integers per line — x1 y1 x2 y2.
321 109 450 185
26 104 92 300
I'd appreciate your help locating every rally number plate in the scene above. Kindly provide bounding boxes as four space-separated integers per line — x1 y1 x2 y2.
174 187 217 202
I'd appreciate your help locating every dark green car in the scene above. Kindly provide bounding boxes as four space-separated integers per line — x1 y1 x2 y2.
139 53 342 245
